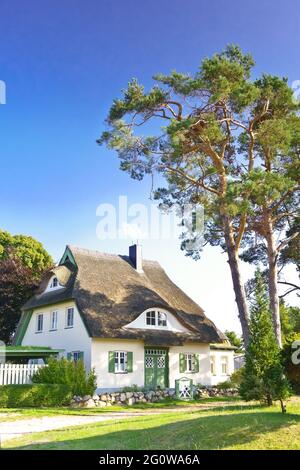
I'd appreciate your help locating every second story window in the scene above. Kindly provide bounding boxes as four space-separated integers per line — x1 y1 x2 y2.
50 311 58 330
66 307 74 328
158 311 167 327
36 313 43 333
50 277 58 288
145 309 168 328
146 310 156 326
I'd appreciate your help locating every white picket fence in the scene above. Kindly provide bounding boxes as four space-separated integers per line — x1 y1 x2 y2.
0 364 44 385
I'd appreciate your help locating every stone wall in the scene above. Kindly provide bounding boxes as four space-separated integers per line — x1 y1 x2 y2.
70 387 239 408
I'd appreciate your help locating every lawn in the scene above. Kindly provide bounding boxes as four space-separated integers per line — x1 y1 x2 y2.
0 396 241 422
1 398 300 450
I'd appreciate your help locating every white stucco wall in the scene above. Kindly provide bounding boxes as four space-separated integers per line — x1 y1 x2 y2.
91 339 221 391
169 343 211 388
91 339 145 390
209 349 235 386
21 301 92 370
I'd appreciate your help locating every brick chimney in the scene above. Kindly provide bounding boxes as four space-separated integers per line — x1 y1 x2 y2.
129 243 143 273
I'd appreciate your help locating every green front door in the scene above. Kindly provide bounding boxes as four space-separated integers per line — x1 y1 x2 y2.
144 348 168 389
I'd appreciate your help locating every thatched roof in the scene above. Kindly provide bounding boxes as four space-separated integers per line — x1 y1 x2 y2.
22 245 226 344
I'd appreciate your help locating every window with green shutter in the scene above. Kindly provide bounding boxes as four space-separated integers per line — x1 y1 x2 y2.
108 351 133 373
179 352 186 373
180 353 199 373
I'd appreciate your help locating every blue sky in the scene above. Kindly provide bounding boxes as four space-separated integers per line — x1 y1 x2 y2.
0 0 299 333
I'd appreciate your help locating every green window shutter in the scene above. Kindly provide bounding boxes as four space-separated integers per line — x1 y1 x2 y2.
194 354 199 373
108 351 115 373
67 352 72 360
127 352 133 373
175 380 180 397
79 351 84 361
179 353 186 373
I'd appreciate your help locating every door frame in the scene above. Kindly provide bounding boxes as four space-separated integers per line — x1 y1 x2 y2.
144 347 169 389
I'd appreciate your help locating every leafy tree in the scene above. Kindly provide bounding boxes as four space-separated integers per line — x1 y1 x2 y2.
240 271 291 412
0 229 52 279
0 255 38 343
224 330 244 352
99 45 300 347
0 230 52 343
280 300 300 345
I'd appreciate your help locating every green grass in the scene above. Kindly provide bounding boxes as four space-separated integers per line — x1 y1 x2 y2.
2 398 300 450
0 396 240 421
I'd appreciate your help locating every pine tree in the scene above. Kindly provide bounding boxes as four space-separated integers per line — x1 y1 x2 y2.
240 270 291 412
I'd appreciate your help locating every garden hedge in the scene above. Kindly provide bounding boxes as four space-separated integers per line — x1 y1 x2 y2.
0 383 72 407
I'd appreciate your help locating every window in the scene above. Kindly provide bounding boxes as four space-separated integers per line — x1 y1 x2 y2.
66 307 74 328
210 356 216 375
50 311 58 330
145 309 168 328
50 277 58 288
146 310 156 326
67 351 83 362
180 352 198 373
186 353 195 372
221 356 229 375
158 311 167 327
36 313 43 333
115 351 127 373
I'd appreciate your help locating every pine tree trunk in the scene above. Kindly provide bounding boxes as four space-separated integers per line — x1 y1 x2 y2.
264 209 282 348
223 215 250 347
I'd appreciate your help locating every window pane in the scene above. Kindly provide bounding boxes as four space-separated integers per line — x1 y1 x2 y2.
67 308 74 327
146 311 156 326
158 311 167 327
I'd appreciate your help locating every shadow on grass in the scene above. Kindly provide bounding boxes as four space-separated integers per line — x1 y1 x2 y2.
11 409 300 450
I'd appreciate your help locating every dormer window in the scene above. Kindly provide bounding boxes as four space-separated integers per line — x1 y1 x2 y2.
51 277 58 288
145 309 168 328
158 312 167 327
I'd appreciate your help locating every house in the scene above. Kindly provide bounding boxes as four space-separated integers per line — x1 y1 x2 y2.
13 244 235 391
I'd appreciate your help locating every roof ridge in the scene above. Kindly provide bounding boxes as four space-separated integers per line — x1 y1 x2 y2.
67 245 161 265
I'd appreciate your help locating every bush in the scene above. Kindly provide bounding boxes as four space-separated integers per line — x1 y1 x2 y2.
229 367 245 387
32 357 97 396
0 384 72 407
215 380 232 390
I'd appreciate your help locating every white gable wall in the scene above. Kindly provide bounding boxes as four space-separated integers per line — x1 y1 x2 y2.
21 301 92 370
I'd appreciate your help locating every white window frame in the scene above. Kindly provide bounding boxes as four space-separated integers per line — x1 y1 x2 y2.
50 310 58 331
65 307 74 328
158 311 167 327
146 310 156 326
145 309 168 328
50 277 58 288
115 351 128 373
221 356 229 375
210 356 216 375
185 353 195 373
36 313 44 333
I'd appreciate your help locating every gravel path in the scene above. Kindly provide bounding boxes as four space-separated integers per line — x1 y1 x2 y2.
0 402 242 444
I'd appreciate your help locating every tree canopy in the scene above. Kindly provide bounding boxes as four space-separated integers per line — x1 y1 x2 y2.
99 45 300 347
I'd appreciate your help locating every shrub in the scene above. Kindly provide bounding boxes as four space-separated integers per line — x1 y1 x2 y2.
229 367 245 387
0 384 72 407
215 380 232 390
32 357 97 396
240 271 291 412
